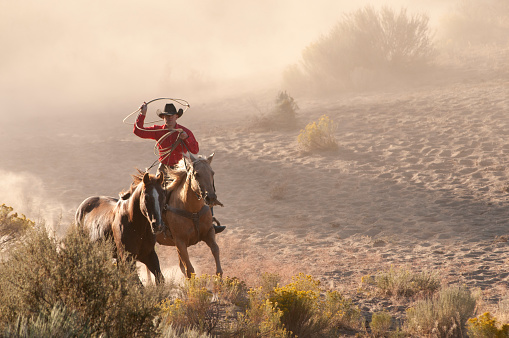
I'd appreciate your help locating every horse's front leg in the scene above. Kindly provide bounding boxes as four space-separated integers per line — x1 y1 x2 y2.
203 229 223 276
175 240 195 278
140 249 165 285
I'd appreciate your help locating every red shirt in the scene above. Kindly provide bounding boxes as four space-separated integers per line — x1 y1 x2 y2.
134 114 199 166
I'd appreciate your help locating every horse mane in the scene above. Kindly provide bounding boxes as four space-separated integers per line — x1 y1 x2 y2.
163 159 188 192
119 169 146 200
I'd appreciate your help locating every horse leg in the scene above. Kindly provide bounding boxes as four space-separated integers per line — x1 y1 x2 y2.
203 230 223 276
145 266 153 285
178 258 186 276
176 241 195 278
139 249 165 285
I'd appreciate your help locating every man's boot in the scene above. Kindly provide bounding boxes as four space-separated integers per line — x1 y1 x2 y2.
213 217 226 233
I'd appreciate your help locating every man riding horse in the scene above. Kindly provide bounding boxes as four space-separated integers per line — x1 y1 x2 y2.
134 102 226 235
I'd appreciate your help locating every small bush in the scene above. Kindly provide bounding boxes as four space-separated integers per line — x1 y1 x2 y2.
406 285 477 337
249 91 299 131
370 265 440 298
230 287 289 338
467 312 509 338
370 311 393 337
273 91 299 128
269 273 363 337
270 182 288 200
159 274 221 334
298 115 338 151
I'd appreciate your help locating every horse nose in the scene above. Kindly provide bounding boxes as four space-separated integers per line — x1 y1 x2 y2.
151 221 165 235
205 192 216 202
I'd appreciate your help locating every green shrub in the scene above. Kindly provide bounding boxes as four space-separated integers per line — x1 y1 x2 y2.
0 226 163 336
370 265 440 298
406 285 477 337
285 6 435 92
370 311 393 337
297 115 338 151
467 312 509 338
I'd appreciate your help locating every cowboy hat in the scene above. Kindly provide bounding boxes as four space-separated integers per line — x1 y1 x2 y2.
157 103 183 118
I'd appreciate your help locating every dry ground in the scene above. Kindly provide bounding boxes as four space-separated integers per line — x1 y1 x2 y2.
1 48 509 329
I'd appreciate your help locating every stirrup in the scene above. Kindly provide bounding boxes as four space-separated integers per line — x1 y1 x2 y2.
213 217 226 234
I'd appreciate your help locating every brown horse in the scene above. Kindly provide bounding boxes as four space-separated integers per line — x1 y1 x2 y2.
75 172 166 284
156 154 223 278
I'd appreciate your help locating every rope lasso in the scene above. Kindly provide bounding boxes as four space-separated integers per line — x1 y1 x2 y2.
123 97 190 126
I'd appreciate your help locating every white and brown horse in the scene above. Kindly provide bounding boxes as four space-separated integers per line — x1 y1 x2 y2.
75 172 166 284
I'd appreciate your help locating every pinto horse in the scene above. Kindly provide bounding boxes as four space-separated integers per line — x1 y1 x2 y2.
156 154 223 278
75 172 166 284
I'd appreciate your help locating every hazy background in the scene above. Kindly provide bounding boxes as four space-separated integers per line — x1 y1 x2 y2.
0 0 458 229
0 0 452 116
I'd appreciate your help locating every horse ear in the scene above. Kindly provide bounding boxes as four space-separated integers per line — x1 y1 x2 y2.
143 172 150 184
207 153 214 164
156 171 164 184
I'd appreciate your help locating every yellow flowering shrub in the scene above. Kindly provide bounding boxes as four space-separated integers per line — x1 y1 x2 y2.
231 287 289 337
297 115 338 151
269 273 362 336
158 274 219 334
0 204 35 237
467 312 509 338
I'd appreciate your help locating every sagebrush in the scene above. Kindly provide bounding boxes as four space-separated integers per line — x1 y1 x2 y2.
0 225 166 336
406 285 477 337
284 6 435 92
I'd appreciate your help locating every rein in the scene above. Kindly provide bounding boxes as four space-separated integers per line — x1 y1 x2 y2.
164 204 210 239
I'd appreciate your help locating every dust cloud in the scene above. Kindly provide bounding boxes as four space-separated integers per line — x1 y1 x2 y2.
0 0 451 116
0 0 455 229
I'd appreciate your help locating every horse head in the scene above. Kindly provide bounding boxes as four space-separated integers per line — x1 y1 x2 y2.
140 172 166 235
185 153 223 207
